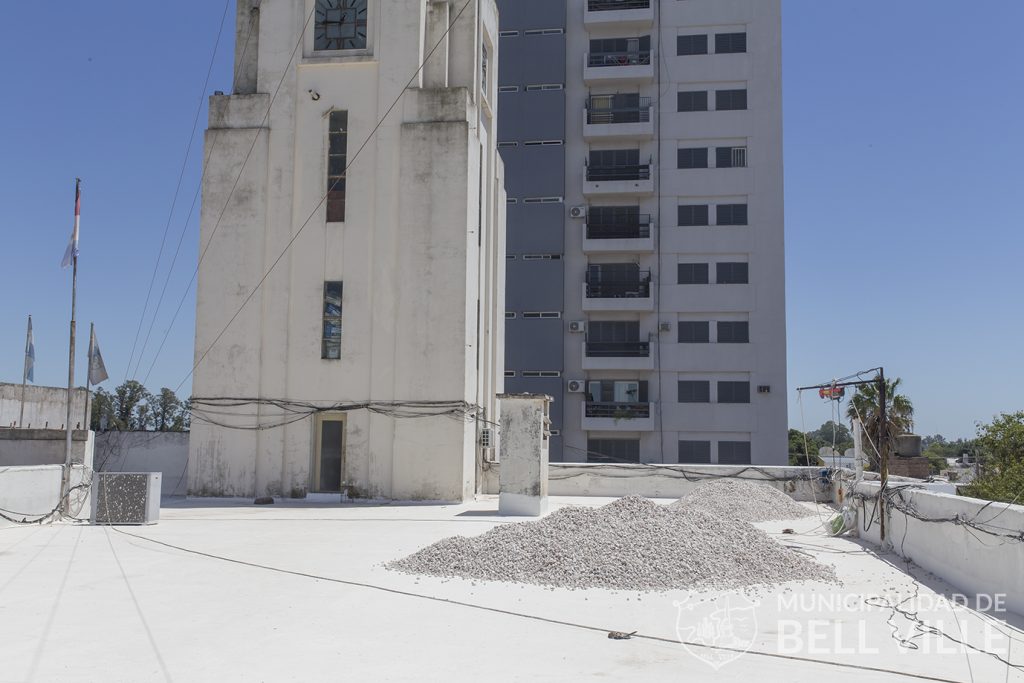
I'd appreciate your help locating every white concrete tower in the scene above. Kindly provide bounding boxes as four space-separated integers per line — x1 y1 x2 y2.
189 0 505 501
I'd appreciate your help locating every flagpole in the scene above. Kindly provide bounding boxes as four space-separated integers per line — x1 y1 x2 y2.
19 315 31 428
84 322 94 430
61 178 81 516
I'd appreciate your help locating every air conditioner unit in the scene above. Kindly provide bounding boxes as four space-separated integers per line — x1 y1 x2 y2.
568 320 587 333
91 472 161 525
567 379 586 393
569 206 587 219
480 428 495 449
659 322 672 332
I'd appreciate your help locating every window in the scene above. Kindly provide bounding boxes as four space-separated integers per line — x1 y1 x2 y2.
678 204 710 226
327 111 348 222
504 370 516 377
716 89 748 111
716 203 748 226
715 32 747 54
522 371 561 377
716 146 747 168
678 148 708 169
717 321 749 343
505 311 516 319
499 30 519 38
322 281 343 359
678 90 708 112
678 380 711 403
587 438 640 464
719 440 752 464
522 311 561 318
524 28 564 36
481 42 489 92
314 0 368 51
678 440 712 464
677 34 708 56
716 262 749 284
677 321 710 343
678 262 709 284
718 381 751 404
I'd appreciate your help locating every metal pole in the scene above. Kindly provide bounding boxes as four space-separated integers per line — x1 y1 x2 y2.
878 367 888 543
19 315 30 428
61 179 80 516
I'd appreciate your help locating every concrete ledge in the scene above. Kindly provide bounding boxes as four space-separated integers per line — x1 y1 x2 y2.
0 429 90 441
499 492 548 517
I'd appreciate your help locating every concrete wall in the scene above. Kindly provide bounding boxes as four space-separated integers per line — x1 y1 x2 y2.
190 0 505 501
0 464 91 527
95 432 189 497
0 429 94 469
852 481 1024 615
0 383 88 429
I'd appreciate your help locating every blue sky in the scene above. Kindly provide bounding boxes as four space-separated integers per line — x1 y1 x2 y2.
0 1 1021 439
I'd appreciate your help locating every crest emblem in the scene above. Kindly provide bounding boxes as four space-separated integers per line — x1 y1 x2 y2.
674 592 760 670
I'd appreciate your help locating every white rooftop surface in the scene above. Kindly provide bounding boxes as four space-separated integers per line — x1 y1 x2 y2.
2 496 1022 682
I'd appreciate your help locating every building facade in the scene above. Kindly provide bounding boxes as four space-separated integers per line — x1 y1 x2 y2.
498 0 786 465
189 0 505 500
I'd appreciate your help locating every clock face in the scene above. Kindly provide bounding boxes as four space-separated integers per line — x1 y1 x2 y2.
315 0 368 51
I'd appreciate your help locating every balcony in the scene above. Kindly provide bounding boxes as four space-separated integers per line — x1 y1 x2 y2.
581 339 654 371
584 0 654 30
583 49 655 85
582 214 654 253
583 97 654 141
583 163 653 196
582 401 654 431
582 270 654 312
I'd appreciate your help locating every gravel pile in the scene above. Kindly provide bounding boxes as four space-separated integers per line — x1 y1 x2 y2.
387 496 836 592
672 479 817 523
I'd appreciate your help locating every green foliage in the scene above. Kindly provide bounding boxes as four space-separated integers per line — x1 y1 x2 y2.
89 387 115 431
788 428 823 466
809 420 854 455
961 412 1024 503
91 381 190 432
155 388 184 431
845 377 914 461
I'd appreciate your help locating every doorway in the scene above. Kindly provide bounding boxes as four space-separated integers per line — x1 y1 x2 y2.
313 414 346 493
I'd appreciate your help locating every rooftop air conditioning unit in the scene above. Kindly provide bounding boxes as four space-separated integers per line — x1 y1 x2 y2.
568 320 587 333
91 472 161 525
569 206 587 219
567 379 586 393
480 428 495 449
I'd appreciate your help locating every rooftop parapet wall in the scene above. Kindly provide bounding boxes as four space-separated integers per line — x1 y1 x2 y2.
0 383 88 430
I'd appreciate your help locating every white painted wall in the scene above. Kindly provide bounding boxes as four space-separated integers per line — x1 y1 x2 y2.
190 0 504 501
0 383 88 430
0 464 91 527
96 432 189 496
0 429 94 469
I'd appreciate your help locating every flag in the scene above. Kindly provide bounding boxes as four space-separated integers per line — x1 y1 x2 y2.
88 326 109 385
24 316 34 383
61 180 81 268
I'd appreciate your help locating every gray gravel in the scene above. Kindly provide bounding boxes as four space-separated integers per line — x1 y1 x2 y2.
387 496 837 592
671 479 818 523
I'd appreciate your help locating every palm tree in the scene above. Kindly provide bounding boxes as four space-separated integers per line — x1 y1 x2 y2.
845 377 914 463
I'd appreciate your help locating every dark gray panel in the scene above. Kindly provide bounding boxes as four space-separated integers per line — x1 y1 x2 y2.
518 35 566 85
506 202 564 253
502 145 565 197
496 0 566 32
503 376 564 430
498 91 566 142
505 318 563 370
505 258 564 310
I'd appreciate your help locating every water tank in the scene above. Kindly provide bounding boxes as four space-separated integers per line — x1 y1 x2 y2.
896 434 922 458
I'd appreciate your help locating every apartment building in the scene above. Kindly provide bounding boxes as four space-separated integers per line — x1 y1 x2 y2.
189 0 505 500
498 0 787 465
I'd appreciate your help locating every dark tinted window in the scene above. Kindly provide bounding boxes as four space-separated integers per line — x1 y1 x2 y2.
327 111 348 222
678 205 710 226
678 90 709 112
678 263 710 284
717 321 749 343
715 32 747 54
322 281 343 359
678 440 712 464
587 438 640 463
716 146 747 168
716 89 747 111
678 148 709 169
716 203 748 226
678 321 710 343
719 440 752 464
718 381 751 403
716 262 748 284
678 380 711 403
677 34 708 56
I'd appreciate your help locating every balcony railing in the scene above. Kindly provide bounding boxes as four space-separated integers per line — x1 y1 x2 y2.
585 340 651 358
585 271 652 298
587 51 652 68
586 164 651 182
585 402 651 419
586 214 651 239
588 0 650 10
587 97 652 125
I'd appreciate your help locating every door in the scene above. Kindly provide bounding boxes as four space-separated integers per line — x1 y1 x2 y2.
313 414 346 493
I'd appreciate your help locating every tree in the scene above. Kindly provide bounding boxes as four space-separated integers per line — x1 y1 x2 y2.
845 377 914 463
112 380 149 430
90 387 115 431
155 388 183 431
961 412 1024 503
809 420 854 454
788 428 823 466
